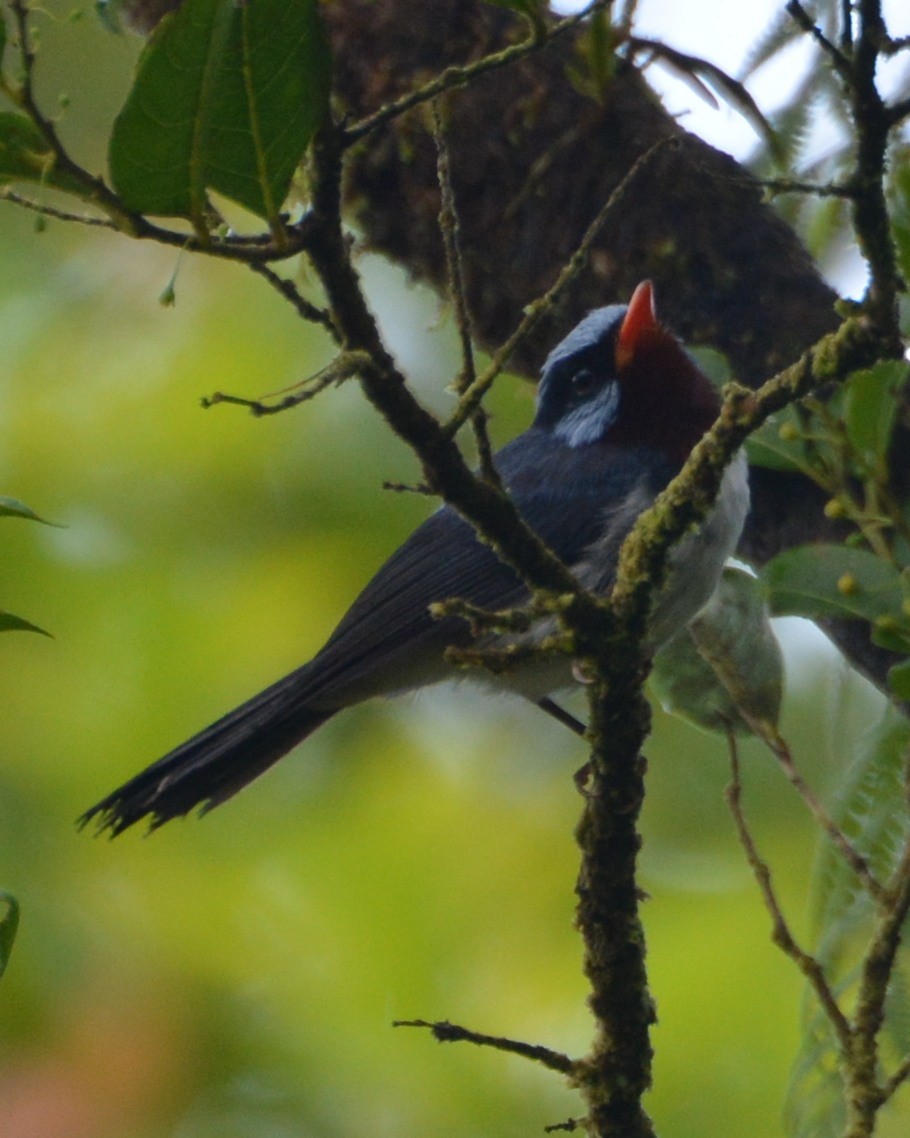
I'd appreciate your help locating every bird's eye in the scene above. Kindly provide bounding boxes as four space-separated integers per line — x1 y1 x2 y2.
570 368 597 398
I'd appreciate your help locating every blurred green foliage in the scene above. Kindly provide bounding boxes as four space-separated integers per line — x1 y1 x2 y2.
0 6 907 1138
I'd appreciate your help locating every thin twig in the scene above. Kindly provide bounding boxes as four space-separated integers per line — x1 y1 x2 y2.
883 34 910 54
431 594 536 635
0 186 321 265
393 1019 577 1076
785 0 900 330
431 100 501 487
382 480 434 495
841 0 855 52
852 831 910 1095
687 607 886 900
0 190 121 228
544 1119 585 1134
7 0 144 233
201 350 372 415
725 736 854 1052
881 1052 910 1102
848 0 902 327
443 134 678 438
432 101 476 394
537 697 587 737
342 0 613 146
691 578 887 896
760 177 855 199
786 1 853 78
247 263 339 340
445 638 567 677
751 718 885 901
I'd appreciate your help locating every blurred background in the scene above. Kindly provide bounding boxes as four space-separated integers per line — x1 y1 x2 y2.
0 4 903 1137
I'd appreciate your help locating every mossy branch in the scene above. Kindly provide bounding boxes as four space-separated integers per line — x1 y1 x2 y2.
341 0 613 146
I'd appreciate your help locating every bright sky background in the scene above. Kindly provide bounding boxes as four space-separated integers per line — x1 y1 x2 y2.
555 1 908 161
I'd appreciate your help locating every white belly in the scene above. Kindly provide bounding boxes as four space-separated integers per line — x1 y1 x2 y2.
473 450 750 700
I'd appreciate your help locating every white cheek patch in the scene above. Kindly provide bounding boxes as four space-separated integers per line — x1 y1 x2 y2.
553 382 621 447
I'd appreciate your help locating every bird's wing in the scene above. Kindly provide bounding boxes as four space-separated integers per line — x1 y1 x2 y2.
303 431 674 704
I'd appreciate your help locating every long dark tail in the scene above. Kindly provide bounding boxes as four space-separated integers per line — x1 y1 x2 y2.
80 670 335 835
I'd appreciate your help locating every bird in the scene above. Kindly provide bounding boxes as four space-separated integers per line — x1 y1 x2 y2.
82 281 749 835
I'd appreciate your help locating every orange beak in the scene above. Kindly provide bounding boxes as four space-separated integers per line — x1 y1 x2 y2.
616 280 658 370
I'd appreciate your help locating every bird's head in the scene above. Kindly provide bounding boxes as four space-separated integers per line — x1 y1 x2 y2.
534 282 721 463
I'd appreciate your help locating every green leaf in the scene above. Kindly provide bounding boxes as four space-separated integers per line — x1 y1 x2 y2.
747 361 907 483
761 544 909 626
784 1004 845 1138
887 657 910 700
0 495 54 524
842 359 907 463
0 113 88 196
811 707 910 961
109 0 331 223
651 627 738 733
0 891 19 981
0 611 51 636
786 708 910 1138
0 10 6 64
651 567 783 734
745 405 813 474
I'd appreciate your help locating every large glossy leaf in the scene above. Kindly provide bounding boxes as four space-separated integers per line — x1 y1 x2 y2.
109 0 331 223
651 567 783 735
842 359 907 464
745 405 813 474
761 544 908 626
747 362 907 480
